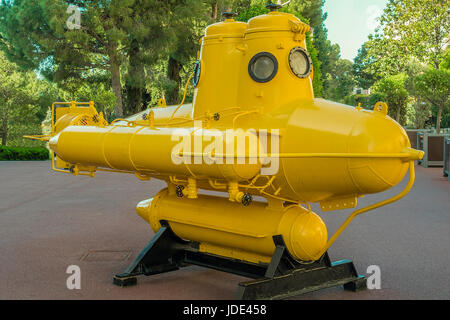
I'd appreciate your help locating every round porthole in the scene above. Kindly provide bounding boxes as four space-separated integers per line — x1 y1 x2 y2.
192 60 201 87
288 47 313 79
248 52 278 83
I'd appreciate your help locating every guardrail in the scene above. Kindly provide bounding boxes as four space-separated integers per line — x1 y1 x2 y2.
417 131 425 165
407 129 434 150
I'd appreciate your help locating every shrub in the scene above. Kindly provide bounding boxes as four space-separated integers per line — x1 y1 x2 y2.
0 145 49 161
442 114 450 129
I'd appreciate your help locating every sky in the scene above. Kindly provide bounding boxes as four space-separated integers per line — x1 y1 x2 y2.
323 0 389 61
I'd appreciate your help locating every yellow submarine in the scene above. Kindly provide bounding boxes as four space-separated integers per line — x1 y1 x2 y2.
28 1 424 299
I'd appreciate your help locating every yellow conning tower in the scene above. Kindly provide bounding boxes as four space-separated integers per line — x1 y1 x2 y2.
193 15 247 118
193 11 313 118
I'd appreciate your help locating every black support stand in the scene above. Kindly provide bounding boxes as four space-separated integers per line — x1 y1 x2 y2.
113 221 366 300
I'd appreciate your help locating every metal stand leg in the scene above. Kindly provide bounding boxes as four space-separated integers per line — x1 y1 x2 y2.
113 223 367 299
235 236 366 300
113 222 192 287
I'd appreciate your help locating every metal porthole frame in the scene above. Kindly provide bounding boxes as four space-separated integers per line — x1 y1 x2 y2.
288 46 313 79
248 52 279 83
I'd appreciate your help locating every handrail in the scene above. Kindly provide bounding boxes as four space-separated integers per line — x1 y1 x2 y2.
310 161 416 261
179 149 425 161
167 73 194 123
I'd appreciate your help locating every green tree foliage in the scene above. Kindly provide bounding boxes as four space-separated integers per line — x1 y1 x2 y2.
236 2 268 22
353 44 375 90
365 0 449 76
356 0 449 130
324 59 356 102
413 68 450 133
373 73 409 125
343 92 385 110
0 0 204 117
412 99 433 129
0 52 56 147
164 3 209 105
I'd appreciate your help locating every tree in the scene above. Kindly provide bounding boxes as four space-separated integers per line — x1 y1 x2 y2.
326 59 356 102
0 0 128 117
165 2 208 105
0 52 55 146
412 99 433 129
373 74 409 125
319 42 341 98
0 0 201 117
353 44 376 90
365 0 449 77
236 2 268 22
413 68 450 133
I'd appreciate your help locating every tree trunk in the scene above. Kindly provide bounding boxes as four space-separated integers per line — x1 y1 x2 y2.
110 60 124 118
211 1 218 21
126 86 143 115
167 56 182 105
436 105 442 134
126 39 145 115
396 105 401 123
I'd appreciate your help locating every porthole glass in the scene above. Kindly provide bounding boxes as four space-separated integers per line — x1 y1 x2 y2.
248 52 278 83
288 47 312 79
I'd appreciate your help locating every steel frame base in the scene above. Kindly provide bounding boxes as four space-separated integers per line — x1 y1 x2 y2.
113 221 366 300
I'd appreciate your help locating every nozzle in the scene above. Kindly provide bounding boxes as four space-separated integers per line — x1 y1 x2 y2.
48 134 59 154
404 148 425 161
136 198 152 222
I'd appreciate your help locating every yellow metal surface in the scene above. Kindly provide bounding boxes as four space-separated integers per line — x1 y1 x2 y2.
49 126 262 181
137 189 327 263
29 10 425 265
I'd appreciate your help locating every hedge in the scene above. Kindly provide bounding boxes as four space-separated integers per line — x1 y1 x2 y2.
0 145 49 161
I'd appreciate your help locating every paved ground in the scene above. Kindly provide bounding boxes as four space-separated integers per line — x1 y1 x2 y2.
0 161 449 300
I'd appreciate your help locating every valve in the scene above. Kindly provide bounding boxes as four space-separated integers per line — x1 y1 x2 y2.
241 193 253 207
227 182 252 206
175 185 185 198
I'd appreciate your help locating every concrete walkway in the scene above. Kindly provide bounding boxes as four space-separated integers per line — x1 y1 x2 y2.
0 161 448 299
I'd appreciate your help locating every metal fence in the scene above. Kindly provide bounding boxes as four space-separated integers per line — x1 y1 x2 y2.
418 133 450 168
417 132 425 165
